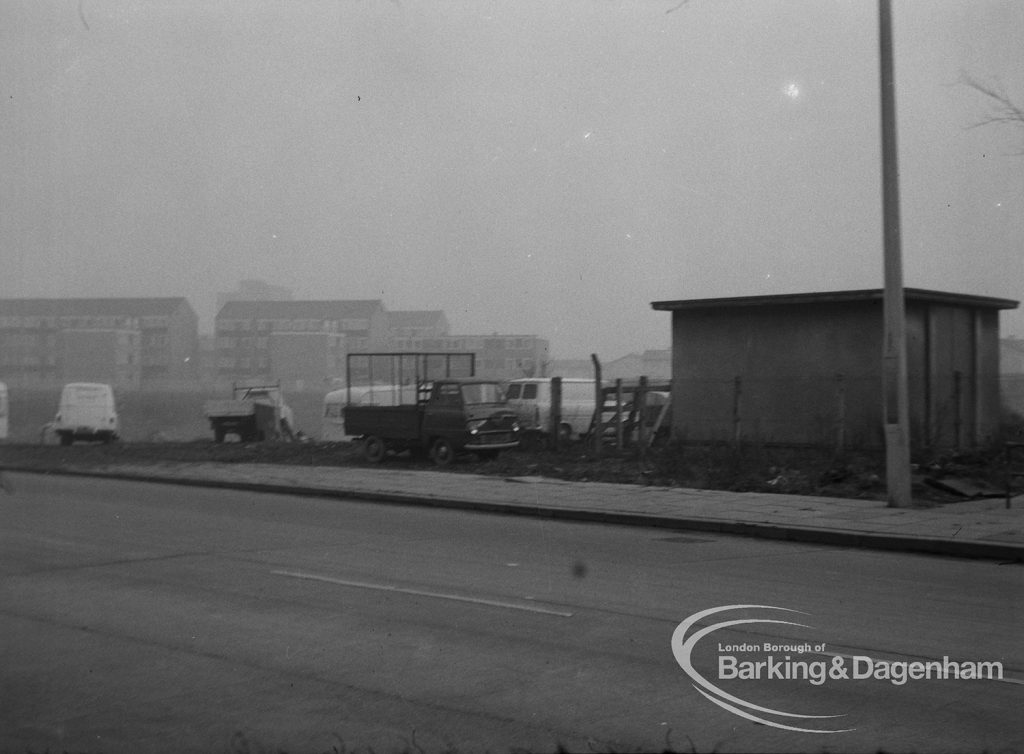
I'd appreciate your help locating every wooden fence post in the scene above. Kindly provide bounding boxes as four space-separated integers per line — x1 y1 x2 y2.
615 379 624 450
591 354 602 457
954 370 963 451
549 376 562 451
732 376 742 448
835 373 846 455
636 375 649 451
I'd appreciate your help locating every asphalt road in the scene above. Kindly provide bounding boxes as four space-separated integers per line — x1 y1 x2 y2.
0 472 1021 754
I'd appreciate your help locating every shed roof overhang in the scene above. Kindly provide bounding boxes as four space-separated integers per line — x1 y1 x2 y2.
651 288 1019 313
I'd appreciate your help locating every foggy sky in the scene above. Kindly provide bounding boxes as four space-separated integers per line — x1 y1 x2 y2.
2 0 1023 359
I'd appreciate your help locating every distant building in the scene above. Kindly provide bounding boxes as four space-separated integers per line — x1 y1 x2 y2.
213 300 388 388
1001 337 1024 374
215 279 293 318
213 301 552 386
386 310 450 341
402 334 550 380
547 358 594 379
652 289 1019 451
0 298 198 389
470 334 550 379
267 331 347 392
60 328 142 389
1001 338 1024 418
603 349 671 381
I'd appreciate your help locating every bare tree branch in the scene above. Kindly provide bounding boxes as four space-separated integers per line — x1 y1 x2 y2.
960 71 1024 149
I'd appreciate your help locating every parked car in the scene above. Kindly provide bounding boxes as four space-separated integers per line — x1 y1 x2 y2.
52 382 119 445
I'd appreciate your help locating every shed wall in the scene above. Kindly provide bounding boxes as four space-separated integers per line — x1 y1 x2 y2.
669 299 1003 450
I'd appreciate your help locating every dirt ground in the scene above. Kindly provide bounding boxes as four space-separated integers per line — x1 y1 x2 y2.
2 434 1009 508
2 386 1015 506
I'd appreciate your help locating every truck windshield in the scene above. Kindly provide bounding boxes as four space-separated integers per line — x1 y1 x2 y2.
461 383 505 405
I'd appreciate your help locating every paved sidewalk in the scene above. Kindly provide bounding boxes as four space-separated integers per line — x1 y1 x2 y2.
15 462 1024 561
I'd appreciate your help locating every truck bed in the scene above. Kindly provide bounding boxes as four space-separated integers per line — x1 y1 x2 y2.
203 399 258 418
342 405 422 440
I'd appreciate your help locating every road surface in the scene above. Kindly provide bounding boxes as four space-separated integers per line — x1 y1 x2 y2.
1 472 1021 753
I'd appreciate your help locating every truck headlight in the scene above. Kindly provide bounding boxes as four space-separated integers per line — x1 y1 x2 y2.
466 419 487 434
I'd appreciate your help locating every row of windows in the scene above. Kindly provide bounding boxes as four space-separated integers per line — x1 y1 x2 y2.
2 334 147 349
0 355 57 366
391 328 445 338
0 334 56 348
218 318 372 333
1 340 167 354
481 358 537 371
215 337 346 350
390 338 542 351
215 357 345 370
217 357 267 369
213 337 540 355
0 316 140 329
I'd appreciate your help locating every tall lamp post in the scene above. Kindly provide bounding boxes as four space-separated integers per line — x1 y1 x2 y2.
878 0 913 507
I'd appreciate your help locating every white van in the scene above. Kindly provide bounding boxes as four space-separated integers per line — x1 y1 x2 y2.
0 381 8 440
505 377 597 442
53 382 119 445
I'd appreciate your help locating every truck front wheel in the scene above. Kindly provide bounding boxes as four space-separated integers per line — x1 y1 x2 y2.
430 437 456 466
363 435 387 463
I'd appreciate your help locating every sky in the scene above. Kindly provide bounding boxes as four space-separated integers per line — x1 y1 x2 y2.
2 0 1023 359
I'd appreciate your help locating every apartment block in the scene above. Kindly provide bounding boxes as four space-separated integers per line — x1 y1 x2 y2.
213 300 388 387
0 298 198 389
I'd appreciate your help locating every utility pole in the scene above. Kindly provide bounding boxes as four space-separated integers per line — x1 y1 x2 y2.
878 0 913 507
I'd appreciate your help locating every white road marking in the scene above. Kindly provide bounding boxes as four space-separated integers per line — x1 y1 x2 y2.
271 569 574 618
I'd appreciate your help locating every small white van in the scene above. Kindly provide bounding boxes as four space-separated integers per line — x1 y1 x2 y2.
53 382 119 445
0 381 8 440
505 377 597 442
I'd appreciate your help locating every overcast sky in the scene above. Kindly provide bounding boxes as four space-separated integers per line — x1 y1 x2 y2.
2 0 1023 358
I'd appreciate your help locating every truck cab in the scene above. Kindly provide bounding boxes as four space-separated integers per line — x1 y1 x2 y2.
421 379 519 463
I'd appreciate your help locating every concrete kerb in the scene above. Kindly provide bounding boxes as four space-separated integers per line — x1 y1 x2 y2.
4 465 1023 563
